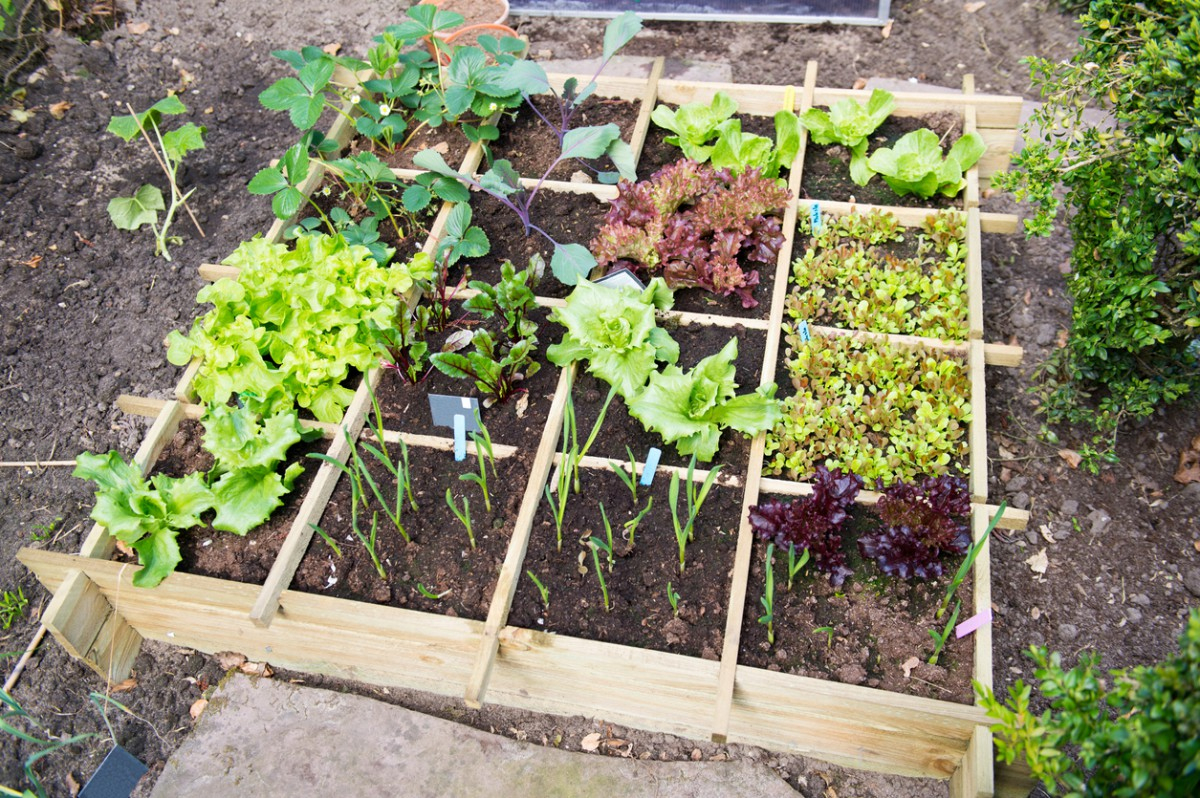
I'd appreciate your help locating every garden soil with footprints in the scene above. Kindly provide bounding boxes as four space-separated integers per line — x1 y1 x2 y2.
1 1 1197 796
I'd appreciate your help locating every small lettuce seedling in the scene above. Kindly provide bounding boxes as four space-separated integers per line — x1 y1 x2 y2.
867 129 986 198
798 88 894 186
107 95 206 261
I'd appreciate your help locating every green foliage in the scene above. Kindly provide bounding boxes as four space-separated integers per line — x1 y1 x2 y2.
106 95 206 261
1 689 99 798
445 488 474 549
651 91 801 179
546 277 678 398
73 451 213 588
758 543 775 645
166 236 424 423
764 333 971 485
667 456 722 572
429 326 540 404
789 209 968 341
866 129 985 198
0 586 27 630
994 0 1200 432
798 89 895 185
977 609 1200 797
463 256 540 344
73 405 308 587
627 337 780 462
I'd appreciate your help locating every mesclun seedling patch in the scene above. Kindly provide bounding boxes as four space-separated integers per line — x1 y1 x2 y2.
764 332 971 485
788 209 969 340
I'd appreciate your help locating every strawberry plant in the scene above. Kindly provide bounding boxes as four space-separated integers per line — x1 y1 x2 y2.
764 332 971 484
788 209 968 340
591 159 790 308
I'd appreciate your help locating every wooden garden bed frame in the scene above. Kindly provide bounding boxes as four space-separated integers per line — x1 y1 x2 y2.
20 61 1035 798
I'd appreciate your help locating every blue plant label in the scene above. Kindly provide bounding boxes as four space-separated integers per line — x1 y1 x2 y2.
639 447 662 487
810 204 821 233
428 394 480 462
798 320 812 343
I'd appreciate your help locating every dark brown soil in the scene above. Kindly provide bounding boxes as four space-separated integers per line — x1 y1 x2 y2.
801 112 963 208
460 187 608 297
510 465 741 659
569 321 766 474
487 94 642 181
738 505 974 705
292 442 535 620
146 420 331 584
386 121 476 172
374 304 560 446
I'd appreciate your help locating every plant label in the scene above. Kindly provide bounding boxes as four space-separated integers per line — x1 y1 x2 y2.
955 608 993 639
595 267 646 292
810 203 821 233
428 394 480 462
798 320 812 343
639 447 662 486
79 745 147 798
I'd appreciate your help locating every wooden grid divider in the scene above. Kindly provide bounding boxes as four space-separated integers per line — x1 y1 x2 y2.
711 60 817 745
968 338 989 504
970 506 996 695
963 74 980 210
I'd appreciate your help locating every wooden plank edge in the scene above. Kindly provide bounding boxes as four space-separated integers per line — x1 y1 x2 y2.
963 74 980 210
967 207 985 340
971 507 995 696
40 569 142 683
465 364 576 707
968 339 988 504
629 57 665 170
249 369 381 627
950 726 995 798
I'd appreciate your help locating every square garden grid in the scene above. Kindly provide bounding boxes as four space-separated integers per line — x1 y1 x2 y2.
21 60 1034 798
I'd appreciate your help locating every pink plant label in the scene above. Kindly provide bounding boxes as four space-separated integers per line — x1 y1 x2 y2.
955 608 993 639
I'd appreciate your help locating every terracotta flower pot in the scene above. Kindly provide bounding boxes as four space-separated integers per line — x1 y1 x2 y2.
420 0 510 27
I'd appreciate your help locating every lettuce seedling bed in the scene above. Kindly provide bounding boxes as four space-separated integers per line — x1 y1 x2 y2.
21 61 1034 798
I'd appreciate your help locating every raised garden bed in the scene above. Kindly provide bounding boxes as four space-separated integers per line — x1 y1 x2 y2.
21 60 1033 798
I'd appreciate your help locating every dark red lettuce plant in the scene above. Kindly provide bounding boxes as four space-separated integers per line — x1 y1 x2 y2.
591 160 789 308
748 466 862 585
858 475 971 579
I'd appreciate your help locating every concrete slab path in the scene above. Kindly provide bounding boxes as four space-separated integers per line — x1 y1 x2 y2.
151 675 799 797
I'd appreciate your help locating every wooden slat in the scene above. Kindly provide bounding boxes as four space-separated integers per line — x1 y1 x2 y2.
198 262 237 282
711 63 816 745
629 57 666 169
249 370 380 627
557 452 743 490
963 74 980 209
967 207 985 340
546 71 649 102
982 343 1023 367
971 507 995 694
41 569 141 683
950 726 995 798
79 400 187 559
994 758 1036 798
803 200 1017 234
657 79 793 115
728 664 987 779
379 430 518 460
173 357 202 403
465 365 576 706
19 550 482 699
969 339 988 504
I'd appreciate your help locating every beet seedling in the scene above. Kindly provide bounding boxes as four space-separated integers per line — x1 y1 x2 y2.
107 96 206 261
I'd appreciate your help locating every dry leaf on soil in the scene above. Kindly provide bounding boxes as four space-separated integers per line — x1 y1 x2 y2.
580 732 601 752
901 656 920 678
215 651 247 670
49 101 72 119
1026 548 1049 575
109 677 138 692
1059 449 1082 469
964 2 987 12
126 21 150 34
1174 436 1200 484
881 19 894 39
189 698 208 720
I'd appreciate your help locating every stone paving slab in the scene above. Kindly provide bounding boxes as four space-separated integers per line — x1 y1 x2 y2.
151 675 798 797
